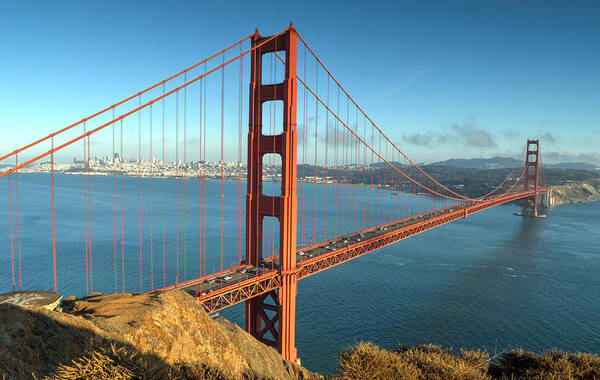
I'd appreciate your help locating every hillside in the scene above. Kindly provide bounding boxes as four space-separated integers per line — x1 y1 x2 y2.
2 291 600 379
432 157 600 171
298 162 600 203
551 178 600 205
432 157 521 169
419 166 600 201
0 291 320 380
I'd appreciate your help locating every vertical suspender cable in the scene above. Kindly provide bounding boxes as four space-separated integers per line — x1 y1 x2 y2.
120 120 125 291
199 75 203 275
409 165 413 216
419 169 422 213
87 135 92 293
269 50 275 259
238 46 243 265
176 90 179 284
220 53 225 273
272 46 276 260
203 63 207 276
149 104 154 290
343 115 347 235
301 46 307 246
354 107 359 230
377 133 381 225
348 103 353 230
428 179 432 213
347 98 352 230
138 95 142 293
411 165 418 215
333 85 339 237
415 168 422 215
391 149 395 221
184 73 188 280
323 75 329 241
385 142 388 223
424 178 427 214
394 151 398 220
313 60 318 246
51 138 57 292
362 117 367 229
9 173 15 292
112 109 117 292
402 157 406 219
83 127 89 295
162 84 166 287
370 124 374 227
351 107 356 230
16 155 21 290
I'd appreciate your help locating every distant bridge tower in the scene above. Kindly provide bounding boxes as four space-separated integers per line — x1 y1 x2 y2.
522 139 540 216
245 25 298 362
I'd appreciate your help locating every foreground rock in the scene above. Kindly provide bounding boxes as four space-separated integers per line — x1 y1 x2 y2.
0 290 321 379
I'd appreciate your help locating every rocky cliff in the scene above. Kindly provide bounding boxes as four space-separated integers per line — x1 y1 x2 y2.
551 179 600 206
0 291 321 380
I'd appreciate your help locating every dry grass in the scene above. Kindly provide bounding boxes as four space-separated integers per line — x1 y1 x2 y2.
335 342 422 380
44 344 225 380
41 339 600 380
393 344 491 379
333 342 600 380
490 348 600 380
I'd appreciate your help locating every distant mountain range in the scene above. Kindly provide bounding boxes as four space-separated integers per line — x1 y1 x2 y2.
430 156 599 171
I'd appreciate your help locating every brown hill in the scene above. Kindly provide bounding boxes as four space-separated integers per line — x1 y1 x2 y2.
2 290 599 379
551 179 600 205
0 290 320 380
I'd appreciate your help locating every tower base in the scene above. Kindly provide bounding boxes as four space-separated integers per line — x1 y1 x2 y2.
514 212 546 218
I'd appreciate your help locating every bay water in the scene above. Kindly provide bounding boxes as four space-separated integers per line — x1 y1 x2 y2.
0 173 598 373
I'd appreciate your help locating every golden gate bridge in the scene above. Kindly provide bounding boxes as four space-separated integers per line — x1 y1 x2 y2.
0 24 548 362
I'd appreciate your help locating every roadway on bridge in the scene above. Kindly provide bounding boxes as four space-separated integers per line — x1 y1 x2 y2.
165 187 544 315
176 198 480 303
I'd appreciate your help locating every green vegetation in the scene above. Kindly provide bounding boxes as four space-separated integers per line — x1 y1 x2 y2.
298 163 600 199
409 166 600 198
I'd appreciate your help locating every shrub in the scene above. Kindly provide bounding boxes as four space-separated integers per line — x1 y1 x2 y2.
334 343 600 380
334 342 489 380
46 344 225 380
490 348 600 380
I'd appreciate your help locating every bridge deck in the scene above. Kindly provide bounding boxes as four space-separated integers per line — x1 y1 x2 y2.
164 190 545 313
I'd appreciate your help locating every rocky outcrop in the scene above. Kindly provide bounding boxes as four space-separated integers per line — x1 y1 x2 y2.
0 291 321 380
551 179 600 206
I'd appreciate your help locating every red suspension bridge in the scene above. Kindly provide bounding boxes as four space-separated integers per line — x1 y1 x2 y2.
0 24 548 362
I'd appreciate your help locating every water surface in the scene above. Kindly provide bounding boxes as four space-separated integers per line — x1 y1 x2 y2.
1 173 598 374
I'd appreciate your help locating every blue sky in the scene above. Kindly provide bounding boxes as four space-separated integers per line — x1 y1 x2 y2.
1 0 599 164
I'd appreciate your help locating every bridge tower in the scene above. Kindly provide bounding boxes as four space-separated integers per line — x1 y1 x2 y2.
522 139 540 216
245 25 298 362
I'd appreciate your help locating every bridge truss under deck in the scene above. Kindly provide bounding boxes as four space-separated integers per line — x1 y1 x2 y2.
174 189 545 314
